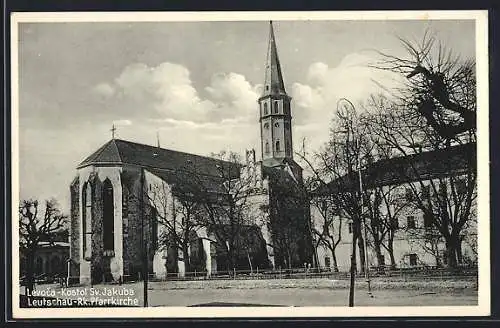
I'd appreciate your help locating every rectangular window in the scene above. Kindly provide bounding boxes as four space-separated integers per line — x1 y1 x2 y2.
324 256 331 268
409 254 418 266
407 216 416 229
423 212 433 229
348 222 353 234
391 217 399 230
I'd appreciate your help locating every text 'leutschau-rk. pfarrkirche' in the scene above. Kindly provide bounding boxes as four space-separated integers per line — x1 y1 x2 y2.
68 22 476 285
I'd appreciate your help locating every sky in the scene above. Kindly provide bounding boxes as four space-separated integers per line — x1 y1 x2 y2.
16 18 476 213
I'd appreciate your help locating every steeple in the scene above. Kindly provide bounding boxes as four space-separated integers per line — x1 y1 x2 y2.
258 21 294 163
262 21 287 97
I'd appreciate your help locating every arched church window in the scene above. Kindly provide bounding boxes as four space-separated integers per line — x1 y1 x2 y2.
265 141 270 154
273 100 279 114
276 140 281 152
82 182 92 259
263 103 268 115
102 179 114 252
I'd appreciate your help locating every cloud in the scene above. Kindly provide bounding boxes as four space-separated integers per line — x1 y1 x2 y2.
97 62 261 124
290 52 403 127
112 119 132 126
93 82 115 97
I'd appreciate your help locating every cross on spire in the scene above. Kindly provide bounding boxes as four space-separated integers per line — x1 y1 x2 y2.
111 124 116 139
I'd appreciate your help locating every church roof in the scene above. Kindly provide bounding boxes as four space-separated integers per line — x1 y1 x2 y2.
77 138 241 179
261 21 287 97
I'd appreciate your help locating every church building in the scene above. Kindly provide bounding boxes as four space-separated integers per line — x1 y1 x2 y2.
69 22 313 284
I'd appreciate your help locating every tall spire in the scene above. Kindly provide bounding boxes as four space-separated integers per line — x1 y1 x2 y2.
262 21 286 97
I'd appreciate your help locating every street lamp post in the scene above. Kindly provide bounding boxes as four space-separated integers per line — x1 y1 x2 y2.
337 98 372 297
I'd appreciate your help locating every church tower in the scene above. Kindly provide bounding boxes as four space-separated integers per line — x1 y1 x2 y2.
259 21 293 163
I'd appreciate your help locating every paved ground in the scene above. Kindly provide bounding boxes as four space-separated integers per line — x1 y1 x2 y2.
147 287 477 307
21 278 478 307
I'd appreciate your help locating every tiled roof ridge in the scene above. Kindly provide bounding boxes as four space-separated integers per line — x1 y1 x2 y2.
113 138 242 167
78 139 121 168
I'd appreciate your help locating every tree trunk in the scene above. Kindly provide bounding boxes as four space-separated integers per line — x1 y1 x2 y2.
247 251 253 274
387 241 396 269
373 241 385 268
349 231 358 307
182 244 191 274
357 234 366 274
26 249 36 298
332 250 339 272
446 233 463 268
445 238 458 269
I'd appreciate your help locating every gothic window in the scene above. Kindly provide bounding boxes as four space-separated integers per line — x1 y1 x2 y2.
263 103 268 115
82 182 92 259
102 179 114 252
265 141 270 154
275 140 280 152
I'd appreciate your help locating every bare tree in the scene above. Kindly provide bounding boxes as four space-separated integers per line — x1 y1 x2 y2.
19 198 68 296
365 94 477 269
370 29 476 141
196 150 257 274
147 171 204 275
309 195 343 272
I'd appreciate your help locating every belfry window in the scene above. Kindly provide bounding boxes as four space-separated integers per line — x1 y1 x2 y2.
273 100 279 114
265 141 270 154
263 103 268 115
82 182 92 259
102 179 114 252
275 140 281 152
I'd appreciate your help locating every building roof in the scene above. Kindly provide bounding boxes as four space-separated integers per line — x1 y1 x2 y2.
78 139 241 178
261 21 287 97
315 142 476 195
